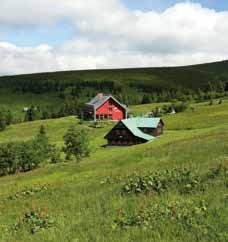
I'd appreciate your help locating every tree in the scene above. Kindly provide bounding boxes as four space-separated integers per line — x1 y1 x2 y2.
141 94 151 104
33 125 50 162
63 125 90 162
24 105 39 122
0 111 6 131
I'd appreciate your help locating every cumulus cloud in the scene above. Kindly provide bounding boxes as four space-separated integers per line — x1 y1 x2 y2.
0 1 228 75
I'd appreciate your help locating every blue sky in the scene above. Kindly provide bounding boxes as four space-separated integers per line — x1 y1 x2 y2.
0 21 76 47
124 0 228 11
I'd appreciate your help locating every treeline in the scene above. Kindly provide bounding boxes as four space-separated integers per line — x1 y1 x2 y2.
0 108 15 131
139 81 228 105
0 124 90 176
24 99 83 121
0 99 84 131
1 76 228 106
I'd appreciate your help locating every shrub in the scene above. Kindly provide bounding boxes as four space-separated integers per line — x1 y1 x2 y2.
122 165 228 196
15 209 54 234
0 126 54 176
171 102 189 113
63 125 90 162
114 199 208 230
122 168 204 195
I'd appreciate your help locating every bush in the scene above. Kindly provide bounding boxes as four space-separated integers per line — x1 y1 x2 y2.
0 126 54 176
122 165 228 196
63 125 90 162
15 209 54 234
171 102 189 113
114 199 208 230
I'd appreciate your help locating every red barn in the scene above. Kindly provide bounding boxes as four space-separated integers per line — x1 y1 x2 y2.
83 93 127 121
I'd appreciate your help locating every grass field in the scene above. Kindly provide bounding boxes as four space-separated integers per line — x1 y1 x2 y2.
0 100 227 242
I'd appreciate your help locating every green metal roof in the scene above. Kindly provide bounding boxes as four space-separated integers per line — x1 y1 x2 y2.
121 117 161 141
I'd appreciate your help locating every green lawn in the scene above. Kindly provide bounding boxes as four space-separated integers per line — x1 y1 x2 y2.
0 101 227 242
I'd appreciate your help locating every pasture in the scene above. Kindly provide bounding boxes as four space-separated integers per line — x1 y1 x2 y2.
0 100 227 242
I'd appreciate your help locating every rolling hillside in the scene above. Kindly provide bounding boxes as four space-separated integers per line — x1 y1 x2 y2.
0 60 228 121
1 60 228 90
0 100 227 242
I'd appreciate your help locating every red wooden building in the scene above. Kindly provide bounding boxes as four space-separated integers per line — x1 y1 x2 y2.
83 93 127 121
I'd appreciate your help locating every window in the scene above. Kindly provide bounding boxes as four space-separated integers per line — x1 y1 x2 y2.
108 114 112 120
96 114 99 120
100 114 104 120
104 114 108 119
109 107 113 112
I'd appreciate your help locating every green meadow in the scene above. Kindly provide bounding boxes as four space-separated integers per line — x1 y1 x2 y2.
0 100 228 242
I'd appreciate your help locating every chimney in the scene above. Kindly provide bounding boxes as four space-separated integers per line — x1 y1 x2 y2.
96 93 103 99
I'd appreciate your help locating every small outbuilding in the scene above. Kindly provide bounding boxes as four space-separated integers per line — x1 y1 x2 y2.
82 93 127 121
104 117 164 146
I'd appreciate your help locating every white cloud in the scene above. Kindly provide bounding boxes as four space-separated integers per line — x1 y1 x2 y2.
0 2 228 75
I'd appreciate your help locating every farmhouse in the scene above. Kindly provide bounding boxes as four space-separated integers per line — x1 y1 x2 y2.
83 93 127 121
104 117 164 146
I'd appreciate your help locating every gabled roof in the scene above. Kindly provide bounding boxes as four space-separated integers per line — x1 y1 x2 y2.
126 117 163 128
86 94 127 110
121 118 159 141
105 117 163 142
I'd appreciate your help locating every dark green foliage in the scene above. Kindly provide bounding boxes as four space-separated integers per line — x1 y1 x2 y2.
141 94 151 104
63 125 90 162
150 102 189 117
0 126 54 176
24 105 40 122
171 102 189 113
15 209 54 234
206 164 228 179
49 144 62 164
0 111 6 130
0 107 14 131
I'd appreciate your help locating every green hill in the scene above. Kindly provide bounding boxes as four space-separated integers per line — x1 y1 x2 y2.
1 60 228 90
0 60 228 121
0 100 227 242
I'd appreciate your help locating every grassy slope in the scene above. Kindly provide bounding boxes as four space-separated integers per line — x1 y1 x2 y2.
1 60 228 90
0 101 228 242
